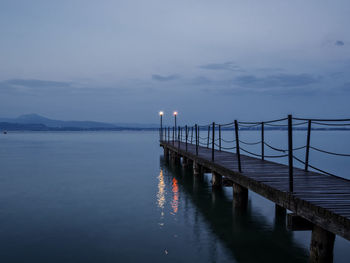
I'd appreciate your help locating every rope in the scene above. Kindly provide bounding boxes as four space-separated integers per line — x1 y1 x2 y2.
238 117 288 125
293 156 336 176
237 123 262 128
222 138 236 143
310 146 350 157
312 121 350 126
220 145 237 150
293 121 309 126
293 145 307 151
264 121 306 127
240 147 288 158
263 142 306 152
220 122 235 127
264 142 286 152
293 117 350 122
239 140 261 145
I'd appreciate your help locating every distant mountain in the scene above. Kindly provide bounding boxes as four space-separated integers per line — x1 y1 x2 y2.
0 114 159 130
0 114 117 129
0 122 50 131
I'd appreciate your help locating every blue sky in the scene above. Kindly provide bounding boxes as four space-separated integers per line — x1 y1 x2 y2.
0 0 349 125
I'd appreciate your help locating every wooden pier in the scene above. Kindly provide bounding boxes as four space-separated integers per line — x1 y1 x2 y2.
159 115 350 263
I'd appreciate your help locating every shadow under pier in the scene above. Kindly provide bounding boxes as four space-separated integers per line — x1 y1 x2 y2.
161 157 309 263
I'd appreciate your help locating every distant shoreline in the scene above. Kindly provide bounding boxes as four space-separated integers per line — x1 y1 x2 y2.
1 123 349 132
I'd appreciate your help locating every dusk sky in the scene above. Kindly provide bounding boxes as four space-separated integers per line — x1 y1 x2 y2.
1 0 349 125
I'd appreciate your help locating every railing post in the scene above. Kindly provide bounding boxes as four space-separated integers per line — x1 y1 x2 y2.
198 125 200 153
191 126 193 144
212 122 215 161
168 127 170 143
261 122 264 160
185 125 188 152
180 127 182 142
305 120 312 172
219 125 221 151
195 124 198 155
234 120 242 173
207 125 210 148
178 126 180 149
288 115 293 192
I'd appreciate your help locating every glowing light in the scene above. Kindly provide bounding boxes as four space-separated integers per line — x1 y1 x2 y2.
157 170 166 209
171 177 179 214
173 111 178 116
159 111 164 116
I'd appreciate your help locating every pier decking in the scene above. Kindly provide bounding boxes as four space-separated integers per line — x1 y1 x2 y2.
159 113 350 263
161 140 350 242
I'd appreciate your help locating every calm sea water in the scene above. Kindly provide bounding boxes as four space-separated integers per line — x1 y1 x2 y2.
0 131 349 262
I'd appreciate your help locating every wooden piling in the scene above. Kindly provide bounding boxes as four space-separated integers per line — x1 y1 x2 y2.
193 161 202 175
233 183 248 210
211 172 222 187
309 225 335 263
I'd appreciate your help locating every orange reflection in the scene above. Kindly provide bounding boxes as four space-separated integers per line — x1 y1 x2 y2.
171 178 179 214
157 170 166 209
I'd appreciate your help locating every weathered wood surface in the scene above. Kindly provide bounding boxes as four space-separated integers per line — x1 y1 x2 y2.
161 140 350 240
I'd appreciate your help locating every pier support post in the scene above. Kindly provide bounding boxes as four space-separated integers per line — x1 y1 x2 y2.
211 172 222 187
211 187 223 204
193 161 202 175
170 151 180 165
275 204 286 217
182 156 191 168
163 147 169 161
274 204 286 228
309 225 335 263
233 183 248 210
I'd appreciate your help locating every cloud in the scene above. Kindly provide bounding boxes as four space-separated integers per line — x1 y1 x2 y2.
233 73 320 88
1 79 72 88
151 74 180 81
191 73 325 96
0 78 142 97
338 82 350 93
335 40 345 46
199 61 243 71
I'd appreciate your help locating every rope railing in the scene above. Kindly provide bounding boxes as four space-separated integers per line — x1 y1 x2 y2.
221 138 236 143
237 117 288 125
239 139 261 146
237 123 262 128
312 121 350 126
310 146 350 157
240 147 289 158
293 117 350 122
293 156 337 177
219 145 237 150
220 122 235 127
159 115 350 191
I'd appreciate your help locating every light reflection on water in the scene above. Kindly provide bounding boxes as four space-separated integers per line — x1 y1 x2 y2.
157 169 166 210
171 178 179 214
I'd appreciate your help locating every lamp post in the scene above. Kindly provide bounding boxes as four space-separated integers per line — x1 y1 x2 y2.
159 111 164 141
173 111 178 139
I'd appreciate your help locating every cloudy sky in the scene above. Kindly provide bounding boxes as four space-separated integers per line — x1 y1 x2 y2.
0 0 349 125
